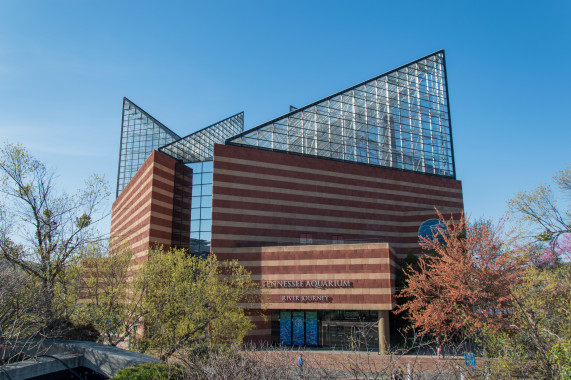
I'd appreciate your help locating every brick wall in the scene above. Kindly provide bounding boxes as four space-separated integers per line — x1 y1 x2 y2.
110 150 191 266
211 144 463 260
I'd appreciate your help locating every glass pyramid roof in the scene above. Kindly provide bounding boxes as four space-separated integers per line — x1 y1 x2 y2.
159 112 244 163
226 50 455 178
116 98 181 197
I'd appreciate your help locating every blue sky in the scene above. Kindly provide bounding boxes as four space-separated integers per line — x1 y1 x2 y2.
0 0 569 234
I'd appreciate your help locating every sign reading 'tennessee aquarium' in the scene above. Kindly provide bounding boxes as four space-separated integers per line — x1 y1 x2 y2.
262 280 352 289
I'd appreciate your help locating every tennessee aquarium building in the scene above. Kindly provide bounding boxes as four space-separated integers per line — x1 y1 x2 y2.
110 50 464 352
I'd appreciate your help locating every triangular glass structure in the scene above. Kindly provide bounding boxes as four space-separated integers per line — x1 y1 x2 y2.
158 112 244 163
116 98 180 197
227 51 455 178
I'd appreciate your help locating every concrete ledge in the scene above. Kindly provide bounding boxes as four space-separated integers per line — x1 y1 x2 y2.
42 340 159 377
1 353 83 379
0 340 158 379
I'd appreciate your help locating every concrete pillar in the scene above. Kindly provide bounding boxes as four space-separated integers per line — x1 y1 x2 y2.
378 310 390 354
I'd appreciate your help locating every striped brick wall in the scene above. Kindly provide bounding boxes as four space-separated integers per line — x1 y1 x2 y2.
110 150 191 265
211 144 463 344
211 144 464 261
226 243 399 342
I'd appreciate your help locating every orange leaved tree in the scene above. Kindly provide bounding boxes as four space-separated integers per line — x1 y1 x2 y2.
395 211 524 344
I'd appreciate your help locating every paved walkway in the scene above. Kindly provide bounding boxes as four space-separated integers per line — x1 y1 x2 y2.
249 349 477 375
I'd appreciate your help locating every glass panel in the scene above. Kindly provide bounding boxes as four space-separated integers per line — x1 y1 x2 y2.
201 196 212 208
158 114 244 164
116 98 180 196
201 185 212 196
226 51 454 178
202 172 213 184
190 220 201 233
280 311 292 345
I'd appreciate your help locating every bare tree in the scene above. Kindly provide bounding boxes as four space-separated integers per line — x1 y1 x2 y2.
0 264 47 365
0 143 109 318
508 166 570 248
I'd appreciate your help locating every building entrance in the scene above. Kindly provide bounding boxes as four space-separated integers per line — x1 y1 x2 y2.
273 310 379 350
279 311 318 346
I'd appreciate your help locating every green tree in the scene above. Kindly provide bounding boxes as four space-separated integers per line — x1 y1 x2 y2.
138 248 257 361
0 143 109 319
74 242 145 347
473 167 571 378
512 263 571 377
474 262 571 378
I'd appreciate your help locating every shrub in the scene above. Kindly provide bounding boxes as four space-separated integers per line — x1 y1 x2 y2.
112 362 184 380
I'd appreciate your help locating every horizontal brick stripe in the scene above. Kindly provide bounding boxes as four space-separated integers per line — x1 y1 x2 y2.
112 203 173 236
213 152 462 194
247 273 395 281
212 208 434 227
213 195 462 219
239 303 394 311
113 165 174 205
112 183 175 230
211 215 434 235
216 242 390 252
215 169 461 204
111 151 179 264
113 163 175 211
213 237 421 254
212 191 461 226
214 244 399 265
214 165 460 207
212 231 420 243
244 265 393 276
214 181 462 210
130 237 172 253
114 221 173 245
212 145 463 262
212 220 425 237
239 257 394 267
216 251 395 263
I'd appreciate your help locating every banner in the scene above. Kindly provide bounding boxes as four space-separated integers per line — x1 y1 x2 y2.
280 311 292 345
305 311 318 346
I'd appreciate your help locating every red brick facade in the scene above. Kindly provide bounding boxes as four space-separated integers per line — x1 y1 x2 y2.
210 144 463 343
111 144 464 346
226 243 399 342
211 144 463 259
110 150 192 265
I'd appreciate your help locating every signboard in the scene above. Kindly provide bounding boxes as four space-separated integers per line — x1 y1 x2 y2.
263 280 352 289
281 295 332 303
